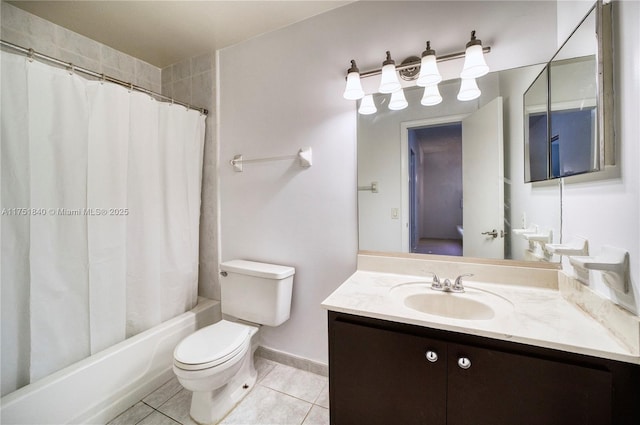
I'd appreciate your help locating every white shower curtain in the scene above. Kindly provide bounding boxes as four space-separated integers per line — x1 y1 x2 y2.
86 82 130 353
27 59 91 383
0 51 205 395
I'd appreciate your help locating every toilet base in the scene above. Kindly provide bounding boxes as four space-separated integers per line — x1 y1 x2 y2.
188 345 258 425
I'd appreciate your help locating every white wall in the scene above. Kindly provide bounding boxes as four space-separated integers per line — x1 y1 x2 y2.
217 8 360 364
218 1 560 363
559 1 640 314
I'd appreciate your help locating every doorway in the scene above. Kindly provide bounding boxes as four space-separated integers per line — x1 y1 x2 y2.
408 123 463 256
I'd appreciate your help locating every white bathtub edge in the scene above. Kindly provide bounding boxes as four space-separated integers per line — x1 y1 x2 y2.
0 297 221 425
80 368 175 425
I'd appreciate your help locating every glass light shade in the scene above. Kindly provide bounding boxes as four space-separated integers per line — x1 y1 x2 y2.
457 78 481 101
343 71 364 100
378 63 401 94
417 54 442 87
388 89 408 110
421 85 442 106
358 94 377 115
460 44 489 79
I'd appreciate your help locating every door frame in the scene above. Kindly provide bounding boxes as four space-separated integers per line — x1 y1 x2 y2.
400 114 469 252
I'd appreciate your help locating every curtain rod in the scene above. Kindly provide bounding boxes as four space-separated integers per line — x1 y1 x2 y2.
1 39 208 116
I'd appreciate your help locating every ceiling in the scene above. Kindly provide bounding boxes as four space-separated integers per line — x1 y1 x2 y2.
8 0 353 68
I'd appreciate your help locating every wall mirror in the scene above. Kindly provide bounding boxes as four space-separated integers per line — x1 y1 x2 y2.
357 0 613 264
357 64 562 264
524 0 614 182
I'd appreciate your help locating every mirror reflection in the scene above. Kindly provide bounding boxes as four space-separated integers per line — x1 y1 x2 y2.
357 64 562 263
524 3 606 182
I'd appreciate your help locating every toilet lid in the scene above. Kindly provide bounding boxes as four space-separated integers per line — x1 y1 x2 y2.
174 320 253 370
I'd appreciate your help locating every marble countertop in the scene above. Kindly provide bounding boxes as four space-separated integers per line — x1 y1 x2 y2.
322 270 640 364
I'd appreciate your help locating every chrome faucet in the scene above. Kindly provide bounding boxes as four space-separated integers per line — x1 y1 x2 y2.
426 272 443 290
431 273 474 293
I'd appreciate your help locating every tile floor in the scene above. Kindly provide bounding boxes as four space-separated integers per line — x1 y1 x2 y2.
107 355 329 425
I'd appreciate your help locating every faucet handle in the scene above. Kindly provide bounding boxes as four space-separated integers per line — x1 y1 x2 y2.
426 272 442 289
453 273 474 292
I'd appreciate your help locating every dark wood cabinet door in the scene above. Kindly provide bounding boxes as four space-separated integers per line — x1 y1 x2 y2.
446 343 613 425
330 319 447 425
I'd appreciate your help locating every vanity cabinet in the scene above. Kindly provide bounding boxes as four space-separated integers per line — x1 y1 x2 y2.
328 311 640 425
445 342 611 424
330 318 447 424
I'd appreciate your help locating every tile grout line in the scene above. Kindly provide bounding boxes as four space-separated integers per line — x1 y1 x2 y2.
154 409 183 425
138 401 183 425
299 403 315 425
255 381 328 410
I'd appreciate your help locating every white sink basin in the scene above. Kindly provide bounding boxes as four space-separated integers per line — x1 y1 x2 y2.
389 282 514 321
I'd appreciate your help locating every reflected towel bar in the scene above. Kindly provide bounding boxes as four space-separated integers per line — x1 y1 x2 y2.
358 182 378 193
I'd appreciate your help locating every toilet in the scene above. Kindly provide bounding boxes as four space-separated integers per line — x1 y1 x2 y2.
173 260 295 425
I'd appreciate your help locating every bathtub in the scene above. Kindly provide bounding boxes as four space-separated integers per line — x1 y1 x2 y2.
0 297 220 425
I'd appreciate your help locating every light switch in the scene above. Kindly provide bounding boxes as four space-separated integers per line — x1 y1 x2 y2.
391 208 399 219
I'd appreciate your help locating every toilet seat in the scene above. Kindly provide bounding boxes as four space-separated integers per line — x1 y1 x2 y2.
174 320 253 371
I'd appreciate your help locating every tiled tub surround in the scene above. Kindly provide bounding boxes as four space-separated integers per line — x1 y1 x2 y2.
1 2 161 93
322 252 640 365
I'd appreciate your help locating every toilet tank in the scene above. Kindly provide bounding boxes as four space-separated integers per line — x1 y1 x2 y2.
219 260 295 326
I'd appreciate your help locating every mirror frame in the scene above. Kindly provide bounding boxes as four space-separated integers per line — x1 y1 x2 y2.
523 0 614 182
523 65 550 182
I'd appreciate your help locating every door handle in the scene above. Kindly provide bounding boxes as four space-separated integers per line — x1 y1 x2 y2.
481 229 499 239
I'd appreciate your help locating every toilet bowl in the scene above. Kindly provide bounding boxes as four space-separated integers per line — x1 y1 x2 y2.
172 260 295 425
173 320 259 424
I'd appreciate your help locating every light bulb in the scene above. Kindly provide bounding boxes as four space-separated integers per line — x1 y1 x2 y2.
358 94 377 115
457 78 481 101
378 51 401 94
343 60 364 100
417 41 442 87
421 85 442 106
460 31 489 79
388 89 408 110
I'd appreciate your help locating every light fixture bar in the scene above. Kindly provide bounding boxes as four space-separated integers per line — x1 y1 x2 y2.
356 46 491 80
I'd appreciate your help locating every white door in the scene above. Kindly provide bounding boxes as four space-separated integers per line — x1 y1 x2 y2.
462 97 504 259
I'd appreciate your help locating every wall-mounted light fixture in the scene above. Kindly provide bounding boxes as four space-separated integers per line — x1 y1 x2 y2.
378 51 401 94
460 31 489 79
342 60 364 100
417 41 442 87
343 31 491 114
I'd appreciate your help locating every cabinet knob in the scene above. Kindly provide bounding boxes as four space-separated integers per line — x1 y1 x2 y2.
458 357 471 369
425 351 438 362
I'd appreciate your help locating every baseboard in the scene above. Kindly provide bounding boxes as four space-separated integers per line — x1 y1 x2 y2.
255 346 328 377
